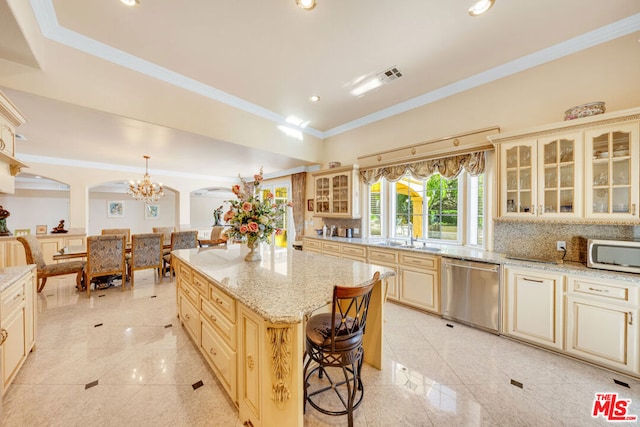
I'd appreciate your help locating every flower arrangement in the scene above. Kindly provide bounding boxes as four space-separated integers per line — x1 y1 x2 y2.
225 169 293 246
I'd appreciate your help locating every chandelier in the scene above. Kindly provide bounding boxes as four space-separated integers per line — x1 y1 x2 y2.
128 155 164 202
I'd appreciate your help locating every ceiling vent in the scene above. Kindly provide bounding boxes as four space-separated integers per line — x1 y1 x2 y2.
378 66 402 84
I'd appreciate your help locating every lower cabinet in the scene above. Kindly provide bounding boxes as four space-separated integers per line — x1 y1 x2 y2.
565 276 639 375
1 266 36 395
2 234 86 267
238 304 262 426
398 253 440 314
367 247 399 301
505 267 564 350
201 317 237 398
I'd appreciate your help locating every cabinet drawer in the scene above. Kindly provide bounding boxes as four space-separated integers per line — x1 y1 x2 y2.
569 278 638 304
322 242 341 253
201 319 237 399
180 294 201 344
192 271 209 296
1 283 25 317
181 282 199 307
304 239 322 250
202 298 237 349
368 248 398 264
342 244 366 258
209 283 236 322
399 253 438 270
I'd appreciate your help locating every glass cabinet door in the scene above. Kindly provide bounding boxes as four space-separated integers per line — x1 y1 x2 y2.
331 174 350 214
503 142 535 215
539 135 579 217
586 124 638 218
315 177 330 214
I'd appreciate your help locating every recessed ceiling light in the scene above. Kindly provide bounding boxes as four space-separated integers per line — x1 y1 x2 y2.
468 0 495 16
120 0 140 7
295 0 316 10
308 95 320 102
15 133 27 141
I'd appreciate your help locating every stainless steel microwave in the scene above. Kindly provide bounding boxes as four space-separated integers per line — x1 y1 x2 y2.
587 239 640 274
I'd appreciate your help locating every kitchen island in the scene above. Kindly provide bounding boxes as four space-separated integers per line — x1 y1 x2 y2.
172 244 395 427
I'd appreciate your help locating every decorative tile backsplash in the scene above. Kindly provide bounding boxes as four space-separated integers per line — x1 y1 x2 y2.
494 221 640 263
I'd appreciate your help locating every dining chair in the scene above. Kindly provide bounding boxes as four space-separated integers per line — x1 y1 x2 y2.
152 226 174 255
129 233 163 289
303 271 380 427
163 230 198 279
17 235 86 292
101 228 131 244
85 234 127 297
198 225 228 247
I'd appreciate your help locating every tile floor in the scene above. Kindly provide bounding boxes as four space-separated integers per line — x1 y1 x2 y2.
2 270 639 426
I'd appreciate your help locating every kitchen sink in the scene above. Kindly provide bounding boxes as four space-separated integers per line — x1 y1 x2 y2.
371 240 441 252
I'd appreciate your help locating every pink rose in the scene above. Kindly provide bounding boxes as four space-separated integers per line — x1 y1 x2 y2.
224 210 235 221
239 225 248 233
232 185 241 195
275 228 283 236
267 191 274 199
254 174 263 182
242 202 252 212
247 222 259 232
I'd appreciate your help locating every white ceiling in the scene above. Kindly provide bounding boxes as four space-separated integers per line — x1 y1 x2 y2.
1 0 639 179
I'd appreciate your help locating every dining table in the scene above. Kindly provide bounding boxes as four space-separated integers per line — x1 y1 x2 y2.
52 243 172 261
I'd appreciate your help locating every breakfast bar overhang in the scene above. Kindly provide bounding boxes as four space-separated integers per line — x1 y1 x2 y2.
172 245 395 427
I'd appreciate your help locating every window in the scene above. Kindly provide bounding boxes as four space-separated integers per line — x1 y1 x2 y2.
369 181 382 236
393 174 459 242
367 170 485 247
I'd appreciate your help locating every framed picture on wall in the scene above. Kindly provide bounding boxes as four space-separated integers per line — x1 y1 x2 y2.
107 200 124 218
307 199 314 212
36 225 47 235
145 204 160 220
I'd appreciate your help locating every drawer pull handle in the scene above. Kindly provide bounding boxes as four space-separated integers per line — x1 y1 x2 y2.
629 312 633 326
209 347 217 356
209 315 217 322
0 328 7 346
184 289 190 295
13 293 23 301
523 278 544 283
215 298 223 305
588 287 609 293
184 313 191 320
247 354 255 370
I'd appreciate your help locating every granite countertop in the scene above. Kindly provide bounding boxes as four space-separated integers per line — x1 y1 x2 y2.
0 265 35 293
173 245 395 324
303 235 640 285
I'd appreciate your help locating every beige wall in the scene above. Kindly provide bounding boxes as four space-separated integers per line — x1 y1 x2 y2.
323 33 640 167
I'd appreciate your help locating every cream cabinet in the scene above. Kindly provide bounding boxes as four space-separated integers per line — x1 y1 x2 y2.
504 267 564 350
585 122 639 219
302 238 366 262
498 133 582 218
176 260 239 402
398 252 440 314
367 247 399 301
492 107 640 221
312 165 360 218
1 266 36 395
0 90 28 194
565 276 639 375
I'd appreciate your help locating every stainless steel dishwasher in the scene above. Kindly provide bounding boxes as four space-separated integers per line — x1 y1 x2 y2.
440 258 501 334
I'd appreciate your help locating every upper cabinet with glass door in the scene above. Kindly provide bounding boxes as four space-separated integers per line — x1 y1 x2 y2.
585 122 639 220
499 133 581 219
491 107 640 222
312 165 361 219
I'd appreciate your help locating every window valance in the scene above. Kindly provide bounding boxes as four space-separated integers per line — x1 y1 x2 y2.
360 151 485 185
